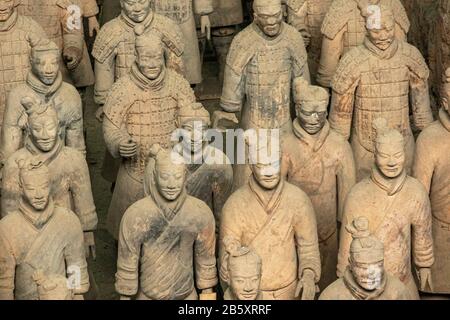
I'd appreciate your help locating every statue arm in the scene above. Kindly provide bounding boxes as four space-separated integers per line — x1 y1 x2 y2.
94 58 116 106
410 70 434 131
287 1 309 43
220 66 245 113
412 135 434 194
0 232 16 300
336 197 355 278
212 166 234 226
80 0 99 17
65 93 86 155
102 115 128 159
329 90 356 140
411 193 435 269
60 5 84 54
165 50 186 78
0 162 20 218
316 27 345 88
0 92 25 166
336 143 356 222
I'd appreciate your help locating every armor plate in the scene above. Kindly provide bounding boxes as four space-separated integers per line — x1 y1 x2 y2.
153 0 192 24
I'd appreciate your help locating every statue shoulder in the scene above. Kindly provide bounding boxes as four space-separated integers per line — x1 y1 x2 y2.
152 14 184 57
398 42 429 79
226 25 259 75
103 76 138 125
321 0 354 39
284 23 307 65
332 46 367 93
16 15 46 37
92 18 126 63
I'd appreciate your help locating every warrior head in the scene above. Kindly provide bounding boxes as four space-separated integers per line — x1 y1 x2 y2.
33 270 73 300
18 159 51 211
247 128 281 190
373 118 405 179
21 96 60 152
28 35 61 86
0 0 16 22
134 25 165 80
146 144 187 201
177 102 211 154
294 77 329 135
227 247 262 301
364 4 395 51
253 0 284 38
441 67 450 115
120 0 152 23
347 217 385 291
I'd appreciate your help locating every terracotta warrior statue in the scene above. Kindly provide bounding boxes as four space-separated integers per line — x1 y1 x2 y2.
317 0 410 87
174 102 233 229
1 98 97 256
0 160 89 300
154 0 213 85
338 118 435 300
329 5 433 180
219 132 321 300
281 78 356 291
222 246 262 300
1 36 85 167
284 0 333 83
102 29 196 240
116 145 217 300
412 68 450 295
0 0 46 136
320 217 410 300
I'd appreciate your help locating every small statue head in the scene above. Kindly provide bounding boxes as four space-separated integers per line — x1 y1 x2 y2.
134 25 165 80
33 270 73 300
373 118 405 179
0 0 16 22
28 35 60 86
148 144 187 201
253 0 283 37
227 247 262 300
21 97 60 152
247 129 281 190
120 0 152 23
441 67 450 115
293 78 329 135
18 159 51 211
364 4 395 51
177 102 211 154
347 217 385 291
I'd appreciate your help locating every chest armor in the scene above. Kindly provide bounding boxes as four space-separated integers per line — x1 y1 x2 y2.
306 0 332 58
18 0 63 49
246 44 292 129
153 0 192 24
354 53 410 152
124 90 178 181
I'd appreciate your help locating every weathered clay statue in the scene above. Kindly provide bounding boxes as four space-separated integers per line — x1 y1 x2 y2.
33 270 74 300
281 78 356 290
103 30 195 240
154 0 213 85
285 0 333 82
222 246 262 300
412 68 450 294
1 36 86 166
174 102 233 229
81 0 100 37
329 5 433 180
1 98 98 256
219 133 321 300
116 145 217 300
0 0 46 136
320 217 410 300
338 118 435 300
317 0 410 87
0 160 89 300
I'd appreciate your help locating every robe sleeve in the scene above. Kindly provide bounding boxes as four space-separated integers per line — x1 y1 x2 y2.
60 3 84 53
65 89 86 155
409 65 434 131
211 165 234 227
194 206 218 290
220 64 245 113
0 160 21 218
316 27 345 88
336 141 356 222
81 0 99 17
175 74 197 108
411 189 434 269
102 115 129 159
0 230 15 300
412 134 435 194
93 57 116 106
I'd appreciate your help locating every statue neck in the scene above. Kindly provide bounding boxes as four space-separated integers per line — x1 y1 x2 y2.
0 10 18 32
371 165 407 196
19 197 55 229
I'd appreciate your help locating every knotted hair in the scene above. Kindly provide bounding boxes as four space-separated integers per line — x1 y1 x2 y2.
347 217 384 264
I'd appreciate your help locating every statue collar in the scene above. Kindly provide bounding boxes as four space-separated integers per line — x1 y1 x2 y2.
248 174 284 215
19 197 55 229
0 10 18 32
364 37 399 60
371 165 407 196
26 71 63 101
120 10 154 29
130 63 166 91
251 22 285 45
343 267 386 300
439 108 450 132
25 136 63 167
292 118 330 152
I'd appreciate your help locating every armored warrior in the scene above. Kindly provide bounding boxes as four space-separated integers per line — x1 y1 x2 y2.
412 68 450 294
1 37 85 166
1 99 97 256
317 0 409 87
320 217 410 300
219 133 321 300
329 6 433 180
0 161 89 300
0 0 46 136
154 0 213 85
285 0 333 83
338 118 434 300
281 78 356 290
102 30 196 240
116 145 217 300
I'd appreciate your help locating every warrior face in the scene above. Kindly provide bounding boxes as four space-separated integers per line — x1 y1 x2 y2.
375 139 405 179
155 163 186 201
251 159 281 190
297 102 328 135
28 113 59 152
351 261 385 291
136 44 164 80
120 0 152 23
254 3 283 37
21 170 50 211
229 265 261 300
31 51 60 85
367 14 395 51
0 0 14 22
181 120 208 154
